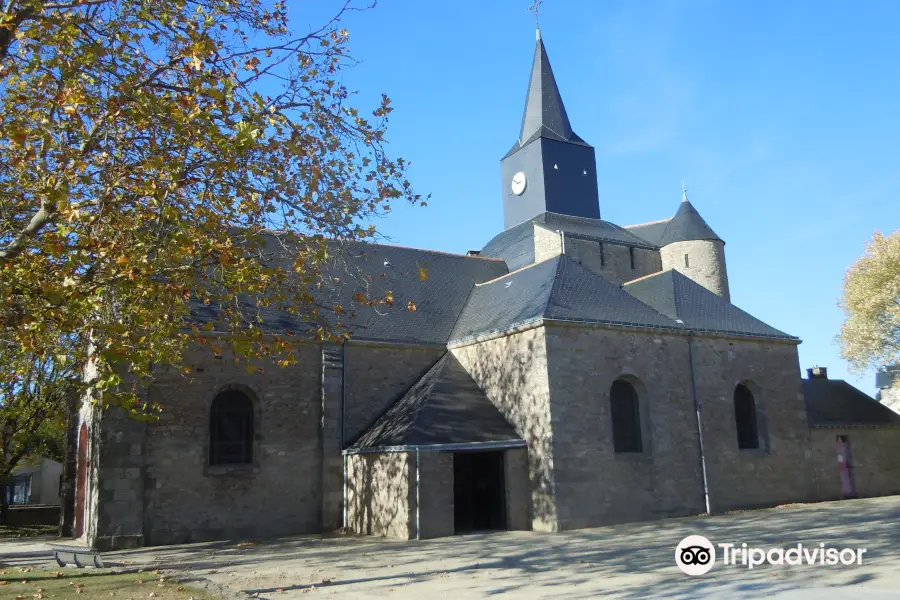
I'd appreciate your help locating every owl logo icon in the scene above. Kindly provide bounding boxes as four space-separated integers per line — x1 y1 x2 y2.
675 535 716 575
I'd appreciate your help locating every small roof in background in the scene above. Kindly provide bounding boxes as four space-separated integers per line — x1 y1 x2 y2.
349 353 522 449
804 378 900 427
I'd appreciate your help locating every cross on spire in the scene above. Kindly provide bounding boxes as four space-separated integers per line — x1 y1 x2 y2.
528 0 545 29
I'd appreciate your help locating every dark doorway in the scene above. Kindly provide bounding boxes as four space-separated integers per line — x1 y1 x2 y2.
453 451 506 534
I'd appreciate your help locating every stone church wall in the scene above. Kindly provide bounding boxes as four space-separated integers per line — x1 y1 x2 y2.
809 428 900 501
542 325 706 530
541 324 816 529
690 336 816 511
452 327 558 531
346 452 413 539
137 342 323 546
533 225 663 284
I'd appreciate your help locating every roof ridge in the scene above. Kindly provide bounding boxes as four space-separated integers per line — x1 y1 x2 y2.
624 217 672 228
623 268 672 286
474 255 560 286
345 241 506 261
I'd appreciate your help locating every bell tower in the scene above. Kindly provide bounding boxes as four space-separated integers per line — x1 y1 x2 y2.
500 29 600 230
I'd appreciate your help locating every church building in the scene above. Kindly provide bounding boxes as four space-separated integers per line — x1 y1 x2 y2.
75 31 900 550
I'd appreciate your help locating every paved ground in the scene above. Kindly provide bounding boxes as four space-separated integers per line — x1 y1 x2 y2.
3 496 899 599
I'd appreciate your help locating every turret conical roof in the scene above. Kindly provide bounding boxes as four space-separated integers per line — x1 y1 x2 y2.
658 188 723 246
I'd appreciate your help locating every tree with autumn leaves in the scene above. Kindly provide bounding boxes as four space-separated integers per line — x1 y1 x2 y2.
838 231 900 378
0 0 423 434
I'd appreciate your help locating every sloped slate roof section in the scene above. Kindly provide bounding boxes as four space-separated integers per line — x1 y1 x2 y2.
658 200 723 246
350 353 522 448
804 379 900 426
480 220 537 271
451 255 680 342
624 270 796 340
623 219 671 246
192 237 508 345
451 257 559 341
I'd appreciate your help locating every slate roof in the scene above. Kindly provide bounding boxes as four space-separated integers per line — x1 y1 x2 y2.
623 219 671 246
451 255 680 342
624 194 722 247
503 30 591 160
349 353 523 449
481 212 657 271
624 269 796 340
192 238 508 345
804 378 900 427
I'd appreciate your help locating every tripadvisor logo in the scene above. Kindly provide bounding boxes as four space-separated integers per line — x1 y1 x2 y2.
675 535 715 575
675 535 868 576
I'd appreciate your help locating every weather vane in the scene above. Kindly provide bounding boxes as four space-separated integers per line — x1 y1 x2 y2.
528 0 545 28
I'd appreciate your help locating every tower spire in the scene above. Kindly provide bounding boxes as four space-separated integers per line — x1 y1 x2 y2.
518 30 576 145
682 181 688 202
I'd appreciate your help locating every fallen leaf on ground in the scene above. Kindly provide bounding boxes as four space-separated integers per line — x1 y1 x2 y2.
176 587 185 592
276 588 284 593
135 581 144 586
0 581 8 586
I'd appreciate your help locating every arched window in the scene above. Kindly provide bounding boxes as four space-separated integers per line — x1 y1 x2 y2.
209 390 254 465
734 384 759 450
610 380 642 453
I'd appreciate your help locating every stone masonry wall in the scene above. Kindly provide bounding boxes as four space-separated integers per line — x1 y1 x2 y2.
452 327 557 531
880 385 900 415
542 324 815 529
543 325 706 529
345 452 412 539
691 336 816 511
810 428 900 500
504 448 531 530
343 345 444 443
534 225 663 284
140 342 323 545
416 451 454 539
94 407 147 550
660 239 730 301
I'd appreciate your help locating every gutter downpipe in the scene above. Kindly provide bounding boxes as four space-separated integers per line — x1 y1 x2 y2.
688 332 712 515
556 230 566 254
341 341 348 529
415 448 421 540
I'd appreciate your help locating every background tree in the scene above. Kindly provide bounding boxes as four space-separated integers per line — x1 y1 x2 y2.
0 343 73 522
0 0 422 414
838 230 900 373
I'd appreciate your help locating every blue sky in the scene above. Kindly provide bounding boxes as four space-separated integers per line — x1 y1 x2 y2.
304 0 900 394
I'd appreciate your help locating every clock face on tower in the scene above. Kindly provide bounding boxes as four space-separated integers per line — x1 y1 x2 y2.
511 171 528 196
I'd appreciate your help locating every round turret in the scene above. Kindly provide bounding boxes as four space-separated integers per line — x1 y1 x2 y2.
658 188 730 302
